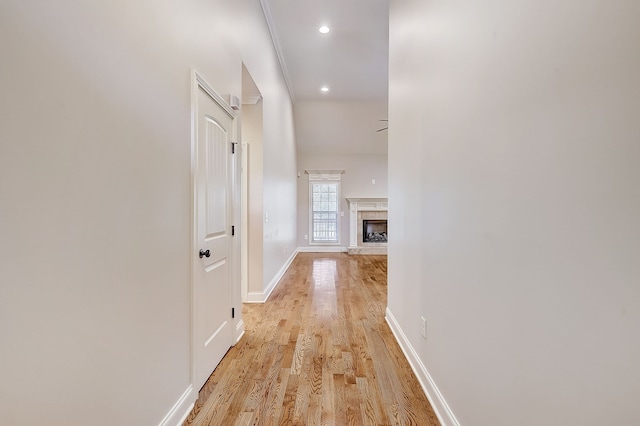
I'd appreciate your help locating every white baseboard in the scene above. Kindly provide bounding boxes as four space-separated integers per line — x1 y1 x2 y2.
246 249 299 303
297 246 347 253
246 292 266 303
235 319 245 343
385 307 460 426
158 385 195 426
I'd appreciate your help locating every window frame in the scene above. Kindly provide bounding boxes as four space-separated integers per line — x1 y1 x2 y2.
308 173 342 245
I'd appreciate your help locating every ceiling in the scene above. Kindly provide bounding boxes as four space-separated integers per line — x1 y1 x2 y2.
261 0 389 102
257 0 390 155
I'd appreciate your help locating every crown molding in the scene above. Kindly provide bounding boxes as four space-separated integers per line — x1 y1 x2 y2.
304 169 345 175
259 0 296 103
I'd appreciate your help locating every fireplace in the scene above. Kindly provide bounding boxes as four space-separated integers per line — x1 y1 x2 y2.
363 220 388 243
346 198 388 255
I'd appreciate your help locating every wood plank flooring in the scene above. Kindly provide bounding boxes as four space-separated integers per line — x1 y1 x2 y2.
184 252 440 426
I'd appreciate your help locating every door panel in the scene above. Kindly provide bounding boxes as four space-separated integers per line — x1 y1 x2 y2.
205 117 228 237
194 85 234 391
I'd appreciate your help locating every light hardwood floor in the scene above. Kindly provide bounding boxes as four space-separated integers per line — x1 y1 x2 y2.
184 252 440 426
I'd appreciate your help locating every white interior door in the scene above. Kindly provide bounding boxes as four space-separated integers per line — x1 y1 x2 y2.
193 81 235 391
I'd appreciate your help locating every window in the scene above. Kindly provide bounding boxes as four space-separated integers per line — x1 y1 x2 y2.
311 182 339 243
306 170 343 245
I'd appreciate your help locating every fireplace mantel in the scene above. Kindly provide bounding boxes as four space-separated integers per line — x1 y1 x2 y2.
346 197 388 210
346 198 388 255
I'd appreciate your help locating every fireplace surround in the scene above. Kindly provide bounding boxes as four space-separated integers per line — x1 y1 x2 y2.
346 198 388 255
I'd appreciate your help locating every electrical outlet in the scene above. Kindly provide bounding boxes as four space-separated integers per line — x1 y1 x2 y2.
421 316 427 339
304 234 308 240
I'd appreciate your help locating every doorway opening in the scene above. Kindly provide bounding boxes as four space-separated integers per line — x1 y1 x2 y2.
241 64 264 303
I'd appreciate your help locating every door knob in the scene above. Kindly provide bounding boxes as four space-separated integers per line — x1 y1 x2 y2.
199 249 211 258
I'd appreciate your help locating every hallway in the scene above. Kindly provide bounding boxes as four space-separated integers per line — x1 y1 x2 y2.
184 253 439 425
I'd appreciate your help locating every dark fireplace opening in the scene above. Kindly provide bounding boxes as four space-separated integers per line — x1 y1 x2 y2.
363 220 388 243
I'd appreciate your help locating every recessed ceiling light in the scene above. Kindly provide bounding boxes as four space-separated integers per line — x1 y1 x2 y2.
318 25 330 34
320 86 329 93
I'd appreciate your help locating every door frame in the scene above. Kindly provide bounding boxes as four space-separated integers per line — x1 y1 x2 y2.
240 141 249 302
190 69 241 390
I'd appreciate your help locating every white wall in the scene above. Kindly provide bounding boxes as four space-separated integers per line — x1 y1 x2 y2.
0 1 296 424
295 100 388 155
388 1 640 425
241 7 298 299
297 153 388 248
